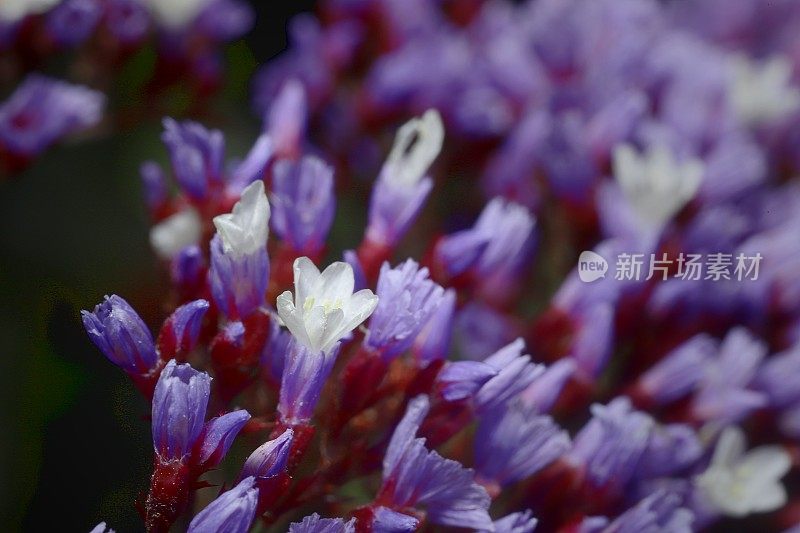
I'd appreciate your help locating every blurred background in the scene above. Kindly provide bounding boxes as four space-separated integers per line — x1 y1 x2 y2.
0 2 315 530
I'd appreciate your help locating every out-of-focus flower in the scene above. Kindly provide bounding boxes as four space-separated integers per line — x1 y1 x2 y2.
728 55 800 126
288 513 356 533
0 0 59 22
150 209 203 260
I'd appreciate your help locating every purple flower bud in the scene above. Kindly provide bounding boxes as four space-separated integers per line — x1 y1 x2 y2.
140 161 168 212
436 361 497 402
278 338 340 424
45 0 102 46
288 513 356 533
638 334 716 405
413 288 456 365
489 510 538 533
265 79 307 157
209 234 269 319
161 118 225 200
0 74 104 158
151 360 211 461
475 404 570 488
228 134 273 193
81 295 157 374
366 175 433 247
434 231 491 278
371 507 418 533
271 156 336 254
160 299 210 357
241 428 293 479
187 476 258 533
192 409 250 469
364 260 445 361
171 245 205 289
105 0 150 45
475 339 545 414
569 397 654 490
380 395 493 530
520 359 575 414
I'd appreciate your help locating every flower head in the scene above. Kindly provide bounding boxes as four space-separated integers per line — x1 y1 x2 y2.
277 257 378 354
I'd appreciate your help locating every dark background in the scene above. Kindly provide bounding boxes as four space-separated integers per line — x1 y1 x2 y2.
0 1 315 531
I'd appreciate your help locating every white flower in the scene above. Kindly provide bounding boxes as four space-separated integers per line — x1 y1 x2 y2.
146 0 211 29
213 180 270 259
0 0 59 22
695 426 791 518
613 144 703 229
383 109 444 187
277 258 379 353
150 208 202 259
729 54 800 126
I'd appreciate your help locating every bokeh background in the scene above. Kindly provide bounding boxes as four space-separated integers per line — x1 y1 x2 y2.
0 2 316 530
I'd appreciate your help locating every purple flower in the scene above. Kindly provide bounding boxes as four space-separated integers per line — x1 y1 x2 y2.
105 0 150 44
454 302 520 360
637 423 703 480
187 476 258 533
412 288 456 365
288 513 356 533
520 359 575 414
278 338 340 424
195 0 255 42
270 156 336 254
371 507 419 533
265 79 307 157
140 161 168 212
81 295 157 374
378 395 492 530
475 404 570 488
569 397 654 490
0 75 103 158
581 490 694 533
161 118 225 200
260 317 291 384
159 299 210 357
45 0 102 46
151 360 211 461
364 260 445 361
474 339 545 414
755 343 800 408
638 334 716 405
193 409 251 469
437 360 497 402
240 428 293 479
171 245 205 289
489 510 538 533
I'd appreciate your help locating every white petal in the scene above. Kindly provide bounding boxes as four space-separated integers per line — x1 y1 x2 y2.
147 0 211 28
149 209 202 259
319 307 346 354
213 180 270 257
316 262 355 304
342 290 379 331
293 257 320 308
712 426 746 468
385 109 444 187
747 482 788 513
739 446 792 482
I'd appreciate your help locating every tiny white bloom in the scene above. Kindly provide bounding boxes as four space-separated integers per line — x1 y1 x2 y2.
696 426 791 518
0 0 59 22
383 109 444 187
213 180 270 258
146 0 211 29
277 257 378 353
149 208 202 259
613 143 703 229
729 54 800 126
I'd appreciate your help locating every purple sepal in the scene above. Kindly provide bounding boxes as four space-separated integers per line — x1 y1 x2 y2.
520 359 576 414
474 339 545 414
638 334 716 405
413 288 456 365
489 510 538 533
0 74 104 158
288 513 356 533
265 79 307 157
755 343 800 408
454 302 520 360
278 338 340 424
594 490 694 533
436 361 497 402
637 424 702 480
193 409 251 469
187 476 258 533
271 156 336 254
45 0 102 47
364 260 445 361
475 404 570 487
371 507 418 533
569 397 653 490
366 175 433 247
161 299 210 356
171 245 205 290
380 395 493 530
228 134 273 193
241 428 293 479
161 118 225 201
571 303 615 379
209 234 269 319
81 294 158 374
140 161 168 211
151 360 211 461
435 231 491 278
260 317 291 384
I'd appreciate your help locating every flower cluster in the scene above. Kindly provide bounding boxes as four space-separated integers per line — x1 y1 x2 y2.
78 0 800 531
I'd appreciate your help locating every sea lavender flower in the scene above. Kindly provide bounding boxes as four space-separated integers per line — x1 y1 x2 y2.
488 510 538 533
695 426 791 517
581 490 694 533
474 403 570 491
364 260 444 360
569 397 654 491
370 507 419 533
637 423 703 480
289 513 356 533
161 118 225 201
150 208 203 260
187 476 259 533
81 295 158 374
209 180 270 319
105 0 150 44
0 75 104 160
278 338 341 424
193 409 251 469
727 54 800 126
520 358 575 414
240 428 293 479
270 156 336 255
276 257 378 354
375 395 493 530
365 110 443 247
412 288 456 365
157 299 210 358
265 79 307 158
636 334 717 405
755 343 800 408
45 0 102 46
